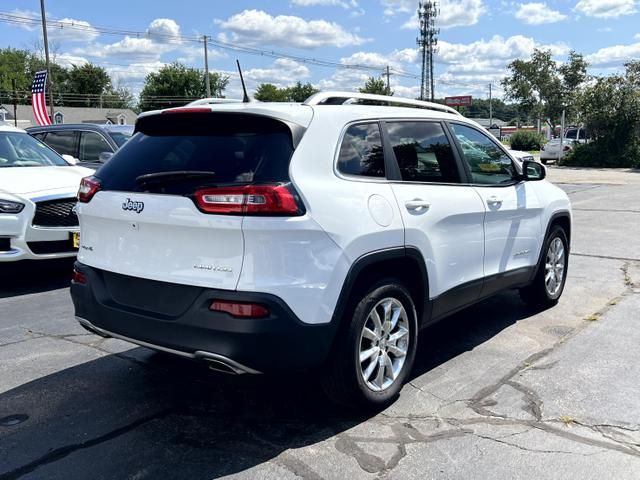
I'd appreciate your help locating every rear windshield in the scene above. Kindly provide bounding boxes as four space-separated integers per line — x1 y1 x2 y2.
96 112 295 194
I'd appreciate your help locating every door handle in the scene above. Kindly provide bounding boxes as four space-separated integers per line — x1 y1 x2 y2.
405 199 430 212
487 195 503 206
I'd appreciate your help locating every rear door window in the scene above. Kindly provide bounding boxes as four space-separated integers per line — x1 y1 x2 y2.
42 131 77 157
385 121 460 183
97 113 296 194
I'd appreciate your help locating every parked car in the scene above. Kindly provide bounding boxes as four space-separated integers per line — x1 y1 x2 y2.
507 149 536 164
540 139 573 164
71 92 571 408
27 124 134 167
0 125 93 262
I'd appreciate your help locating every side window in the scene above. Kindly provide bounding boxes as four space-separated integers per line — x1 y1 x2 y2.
450 123 516 185
31 133 46 142
80 131 113 161
386 121 460 183
42 131 77 157
337 123 385 178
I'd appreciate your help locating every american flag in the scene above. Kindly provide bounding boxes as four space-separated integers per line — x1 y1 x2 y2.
31 71 51 126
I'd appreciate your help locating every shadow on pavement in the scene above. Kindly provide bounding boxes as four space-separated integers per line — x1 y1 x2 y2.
0 290 541 480
0 259 75 299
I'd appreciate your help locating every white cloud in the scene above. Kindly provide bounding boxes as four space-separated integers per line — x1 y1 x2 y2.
246 58 311 85
438 35 569 65
54 53 89 68
7 9 40 31
147 18 181 42
586 42 640 66
216 9 369 48
291 0 359 8
514 3 567 25
400 0 487 29
48 18 100 42
635 33 640 39
575 0 637 18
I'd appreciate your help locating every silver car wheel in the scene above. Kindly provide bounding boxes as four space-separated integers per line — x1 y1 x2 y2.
358 297 410 392
545 237 565 297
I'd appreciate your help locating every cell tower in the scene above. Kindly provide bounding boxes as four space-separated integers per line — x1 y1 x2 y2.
416 2 439 101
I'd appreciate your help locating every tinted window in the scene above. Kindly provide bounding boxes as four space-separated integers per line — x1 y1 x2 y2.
108 131 132 147
565 129 577 140
451 124 516 185
578 129 587 140
80 132 112 161
98 113 295 194
42 131 77 157
0 132 68 167
386 122 459 183
337 123 385 178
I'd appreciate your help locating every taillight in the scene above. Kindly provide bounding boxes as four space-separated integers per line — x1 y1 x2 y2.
210 300 270 318
72 267 87 284
78 176 101 203
194 184 303 216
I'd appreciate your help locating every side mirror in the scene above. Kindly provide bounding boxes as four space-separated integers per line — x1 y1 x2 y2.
61 154 78 165
523 160 546 181
98 151 114 163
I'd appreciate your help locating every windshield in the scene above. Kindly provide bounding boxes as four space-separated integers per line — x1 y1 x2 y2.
108 130 133 148
0 132 68 167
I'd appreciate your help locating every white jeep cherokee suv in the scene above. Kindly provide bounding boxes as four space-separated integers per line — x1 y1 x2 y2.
71 92 571 407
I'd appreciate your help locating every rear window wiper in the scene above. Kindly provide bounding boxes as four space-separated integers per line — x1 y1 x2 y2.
135 170 217 187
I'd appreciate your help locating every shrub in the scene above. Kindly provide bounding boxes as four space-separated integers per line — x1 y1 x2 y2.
509 131 545 151
561 141 640 168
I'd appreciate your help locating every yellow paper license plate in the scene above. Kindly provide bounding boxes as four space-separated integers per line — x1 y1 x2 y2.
72 232 80 249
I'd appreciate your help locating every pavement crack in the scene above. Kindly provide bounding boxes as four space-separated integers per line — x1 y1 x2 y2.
471 432 601 456
0 407 175 480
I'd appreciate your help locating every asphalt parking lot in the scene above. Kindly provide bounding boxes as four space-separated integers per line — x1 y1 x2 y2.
1 167 639 480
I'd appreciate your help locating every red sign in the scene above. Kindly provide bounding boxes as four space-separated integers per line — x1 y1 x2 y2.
444 96 472 107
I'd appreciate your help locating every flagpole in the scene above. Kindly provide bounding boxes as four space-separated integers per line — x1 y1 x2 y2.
39 0 54 121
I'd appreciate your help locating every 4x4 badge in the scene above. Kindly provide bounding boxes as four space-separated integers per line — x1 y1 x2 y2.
122 198 144 213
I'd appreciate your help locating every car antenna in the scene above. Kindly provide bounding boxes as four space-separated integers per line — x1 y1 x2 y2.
236 60 250 103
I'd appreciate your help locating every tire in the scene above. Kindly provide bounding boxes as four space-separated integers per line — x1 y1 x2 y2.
520 225 569 308
541 158 548 165
322 280 418 409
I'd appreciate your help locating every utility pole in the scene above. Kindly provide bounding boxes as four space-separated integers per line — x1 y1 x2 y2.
203 35 211 98
39 0 54 121
12 79 18 127
385 65 390 93
489 83 493 126
416 2 439 101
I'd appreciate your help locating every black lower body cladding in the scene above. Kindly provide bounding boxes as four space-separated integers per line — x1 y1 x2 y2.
70 262 337 373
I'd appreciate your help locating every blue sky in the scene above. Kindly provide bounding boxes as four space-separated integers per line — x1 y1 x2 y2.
1 0 639 100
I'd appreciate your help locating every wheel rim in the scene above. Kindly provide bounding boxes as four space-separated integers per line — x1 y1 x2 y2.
545 237 566 297
358 297 410 392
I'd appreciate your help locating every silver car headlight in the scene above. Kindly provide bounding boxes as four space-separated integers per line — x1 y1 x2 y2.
0 199 25 214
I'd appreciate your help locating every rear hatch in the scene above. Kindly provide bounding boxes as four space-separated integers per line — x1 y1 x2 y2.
76 110 304 289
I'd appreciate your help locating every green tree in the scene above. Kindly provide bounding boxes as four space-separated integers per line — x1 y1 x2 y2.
102 85 136 110
359 76 393 96
564 61 640 168
287 81 319 102
501 49 588 128
0 48 32 104
254 83 290 102
139 63 228 111
64 64 112 107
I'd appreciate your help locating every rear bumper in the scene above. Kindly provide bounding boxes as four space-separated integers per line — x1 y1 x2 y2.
70 262 338 373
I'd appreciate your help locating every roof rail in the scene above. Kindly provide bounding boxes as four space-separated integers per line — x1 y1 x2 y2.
303 91 461 116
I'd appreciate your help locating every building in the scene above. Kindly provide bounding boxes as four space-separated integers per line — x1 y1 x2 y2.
0 105 137 128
